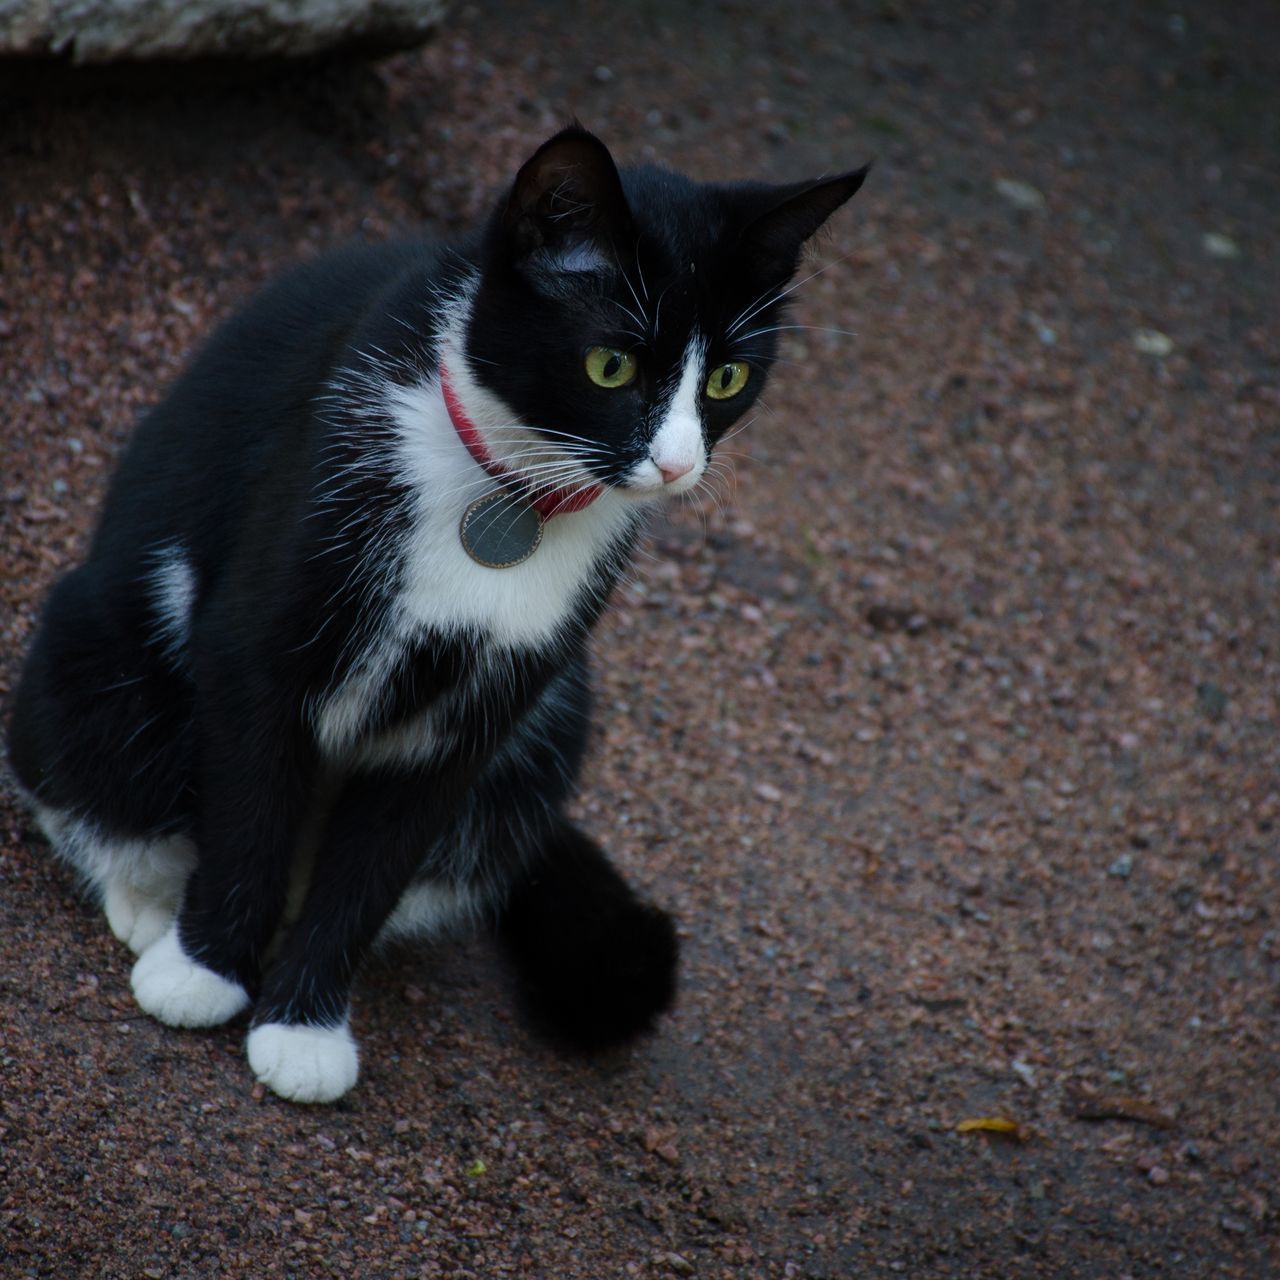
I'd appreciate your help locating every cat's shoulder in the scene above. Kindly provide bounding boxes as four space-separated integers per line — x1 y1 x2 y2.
223 238 451 336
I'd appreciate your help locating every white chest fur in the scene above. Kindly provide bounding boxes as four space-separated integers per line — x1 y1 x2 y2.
312 335 642 761
385 376 638 647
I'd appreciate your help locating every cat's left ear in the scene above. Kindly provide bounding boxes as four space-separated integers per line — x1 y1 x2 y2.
737 165 871 278
501 125 635 274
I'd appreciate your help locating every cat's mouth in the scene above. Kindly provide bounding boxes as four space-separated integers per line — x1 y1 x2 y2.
616 454 706 497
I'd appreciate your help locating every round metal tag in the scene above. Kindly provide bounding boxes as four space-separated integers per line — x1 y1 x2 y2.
459 489 544 569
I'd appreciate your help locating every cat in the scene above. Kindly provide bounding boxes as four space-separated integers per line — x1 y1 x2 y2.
7 124 867 1103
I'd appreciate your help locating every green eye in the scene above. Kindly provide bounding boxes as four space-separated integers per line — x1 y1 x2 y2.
584 346 638 388
706 362 749 400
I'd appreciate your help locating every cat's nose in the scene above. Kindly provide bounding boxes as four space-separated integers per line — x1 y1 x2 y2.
657 460 694 485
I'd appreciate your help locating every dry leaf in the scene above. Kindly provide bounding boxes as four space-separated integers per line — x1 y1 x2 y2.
956 1116 1029 1141
1065 1082 1175 1129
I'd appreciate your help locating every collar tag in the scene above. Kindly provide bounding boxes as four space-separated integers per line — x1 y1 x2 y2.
459 489 544 569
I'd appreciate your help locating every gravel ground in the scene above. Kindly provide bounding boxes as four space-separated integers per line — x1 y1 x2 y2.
2 2 1277 1276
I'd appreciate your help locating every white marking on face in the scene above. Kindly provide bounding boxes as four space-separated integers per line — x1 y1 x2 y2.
626 334 707 494
148 545 197 666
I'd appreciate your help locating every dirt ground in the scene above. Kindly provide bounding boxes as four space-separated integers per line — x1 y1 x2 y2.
2 2 1277 1276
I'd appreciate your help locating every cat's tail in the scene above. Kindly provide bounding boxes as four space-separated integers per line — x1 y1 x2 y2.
495 820 678 1051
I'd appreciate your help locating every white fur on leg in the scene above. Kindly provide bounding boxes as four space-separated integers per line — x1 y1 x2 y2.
31 805 197 954
246 1020 360 1104
103 877 180 955
131 924 251 1027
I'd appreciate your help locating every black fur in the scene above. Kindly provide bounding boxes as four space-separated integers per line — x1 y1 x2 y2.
7 125 866 1097
497 821 679 1051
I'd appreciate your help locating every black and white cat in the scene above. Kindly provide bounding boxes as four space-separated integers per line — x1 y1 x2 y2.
8 126 866 1103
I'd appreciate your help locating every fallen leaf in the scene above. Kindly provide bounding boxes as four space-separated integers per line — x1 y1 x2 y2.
956 1116 1029 1141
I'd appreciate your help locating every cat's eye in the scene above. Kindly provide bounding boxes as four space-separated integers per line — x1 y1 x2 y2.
584 346 638 389
705 362 749 400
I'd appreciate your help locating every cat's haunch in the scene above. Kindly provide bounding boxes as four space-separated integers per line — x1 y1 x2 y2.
7 125 867 1103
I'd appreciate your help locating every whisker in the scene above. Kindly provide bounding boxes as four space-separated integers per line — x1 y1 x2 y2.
726 251 854 337
737 323 861 342
633 241 651 303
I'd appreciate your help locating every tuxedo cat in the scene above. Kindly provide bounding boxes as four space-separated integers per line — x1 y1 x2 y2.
8 125 867 1102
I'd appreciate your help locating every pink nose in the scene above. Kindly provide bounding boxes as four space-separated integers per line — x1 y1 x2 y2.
658 460 693 484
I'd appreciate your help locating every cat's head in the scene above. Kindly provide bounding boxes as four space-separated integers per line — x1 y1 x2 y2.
462 124 868 504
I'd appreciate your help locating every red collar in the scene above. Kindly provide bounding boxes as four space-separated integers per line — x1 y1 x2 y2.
439 361 601 520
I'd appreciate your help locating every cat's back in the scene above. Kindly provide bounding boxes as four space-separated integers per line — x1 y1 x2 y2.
87 239 449 578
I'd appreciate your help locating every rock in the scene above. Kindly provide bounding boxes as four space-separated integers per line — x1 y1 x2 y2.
0 0 446 64
1202 231 1241 260
994 177 1045 211
1133 328 1174 357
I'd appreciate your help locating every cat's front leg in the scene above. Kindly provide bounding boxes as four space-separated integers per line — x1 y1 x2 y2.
130 690 315 1029
245 758 479 1103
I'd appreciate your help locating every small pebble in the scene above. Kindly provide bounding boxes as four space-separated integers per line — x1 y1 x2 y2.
994 178 1045 210
1133 329 1174 357
655 1253 694 1277
1011 1058 1037 1085
1201 231 1240 259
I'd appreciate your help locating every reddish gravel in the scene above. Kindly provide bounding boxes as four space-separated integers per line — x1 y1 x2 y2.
3 3 1278 1277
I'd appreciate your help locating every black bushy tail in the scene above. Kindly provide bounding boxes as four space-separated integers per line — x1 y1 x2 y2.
496 821 678 1051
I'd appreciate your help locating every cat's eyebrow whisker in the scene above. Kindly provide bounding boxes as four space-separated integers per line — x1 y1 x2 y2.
741 355 808 369
617 268 649 330
632 241 651 303
736 323 861 342
609 296 647 336
726 251 853 338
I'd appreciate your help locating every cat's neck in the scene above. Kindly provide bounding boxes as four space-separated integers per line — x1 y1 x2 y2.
357 302 643 650
437 358 602 520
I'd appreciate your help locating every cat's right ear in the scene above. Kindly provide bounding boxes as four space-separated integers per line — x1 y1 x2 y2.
736 165 871 281
500 125 635 276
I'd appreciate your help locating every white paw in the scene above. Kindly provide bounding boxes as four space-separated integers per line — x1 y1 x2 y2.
131 925 251 1027
246 1021 360 1104
103 879 179 955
